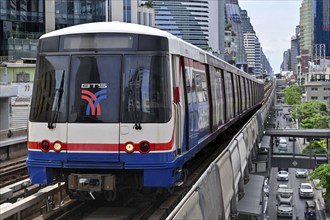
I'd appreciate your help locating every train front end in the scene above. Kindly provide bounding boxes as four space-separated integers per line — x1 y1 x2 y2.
26 24 182 199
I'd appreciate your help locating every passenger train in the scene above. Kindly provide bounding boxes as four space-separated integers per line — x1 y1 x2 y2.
27 22 264 200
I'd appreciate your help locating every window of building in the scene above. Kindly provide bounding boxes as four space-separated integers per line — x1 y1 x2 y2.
324 96 330 100
16 72 30 82
311 96 318 100
324 87 330 91
311 87 318 91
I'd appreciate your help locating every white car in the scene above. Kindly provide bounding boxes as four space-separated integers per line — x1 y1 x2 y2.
295 169 308 178
278 184 288 189
277 188 293 202
299 183 314 198
277 197 293 218
277 170 289 181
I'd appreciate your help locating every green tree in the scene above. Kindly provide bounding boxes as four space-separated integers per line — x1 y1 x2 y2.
291 101 330 128
302 139 327 154
283 85 302 105
309 163 330 200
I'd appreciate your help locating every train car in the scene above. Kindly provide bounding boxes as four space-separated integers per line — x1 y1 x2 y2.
27 22 263 200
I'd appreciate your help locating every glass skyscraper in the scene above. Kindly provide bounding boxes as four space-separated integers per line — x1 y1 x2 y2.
225 0 247 70
0 0 106 59
314 0 330 57
0 0 44 58
54 0 106 29
153 0 209 49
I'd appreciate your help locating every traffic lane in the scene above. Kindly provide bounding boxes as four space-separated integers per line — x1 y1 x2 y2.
267 167 296 219
267 168 319 219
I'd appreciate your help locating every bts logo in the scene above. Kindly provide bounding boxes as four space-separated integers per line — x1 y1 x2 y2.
81 89 107 116
81 83 107 89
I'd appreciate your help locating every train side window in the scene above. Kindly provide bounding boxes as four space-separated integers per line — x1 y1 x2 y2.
193 70 208 103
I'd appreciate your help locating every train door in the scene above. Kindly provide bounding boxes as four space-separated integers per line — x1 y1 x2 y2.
173 56 186 154
66 55 122 161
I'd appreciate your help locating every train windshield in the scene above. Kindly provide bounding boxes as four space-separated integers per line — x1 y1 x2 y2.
68 55 121 123
30 56 69 123
122 55 171 123
30 54 171 124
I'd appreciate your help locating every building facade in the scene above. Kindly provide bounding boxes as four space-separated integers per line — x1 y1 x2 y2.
304 61 330 105
314 0 330 57
243 32 256 73
0 0 43 59
153 0 210 50
299 0 313 57
0 0 154 59
225 0 247 71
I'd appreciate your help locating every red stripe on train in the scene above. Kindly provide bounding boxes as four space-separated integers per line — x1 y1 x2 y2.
28 135 174 152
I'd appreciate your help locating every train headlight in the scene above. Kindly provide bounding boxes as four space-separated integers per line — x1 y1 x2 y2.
139 142 150 153
40 140 50 152
53 142 62 152
125 143 134 153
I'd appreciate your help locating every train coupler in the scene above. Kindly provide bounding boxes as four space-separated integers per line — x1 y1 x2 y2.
68 174 116 193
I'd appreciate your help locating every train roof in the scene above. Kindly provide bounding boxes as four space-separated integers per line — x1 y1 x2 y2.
41 22 206 63
41 21 178 40
40 22 262 84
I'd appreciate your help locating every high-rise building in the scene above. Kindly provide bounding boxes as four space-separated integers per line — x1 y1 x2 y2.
153 1 208 50
254 39 261 76
314 0 330 57
299 0 330 58
0 1 45 58
225 0 247 70
299 0 313 57
290 26 300 75
0 0 154 59
243 32 256 73
240 10 254 33
281 50 291 71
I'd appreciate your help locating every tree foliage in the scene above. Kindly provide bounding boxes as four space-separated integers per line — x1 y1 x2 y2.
302 139 327 154
291 101 330 128
283 85 302 105
309 162 330 199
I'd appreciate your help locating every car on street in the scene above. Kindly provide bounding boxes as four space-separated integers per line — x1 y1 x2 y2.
277 170 289 181
295 169 308 178
278 143 287 151
278 138 288 151
277 196 294 218
299 183 314 198
277 187 293 202
278 184 288 189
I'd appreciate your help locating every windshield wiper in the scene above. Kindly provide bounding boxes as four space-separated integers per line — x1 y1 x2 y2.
48 70 65 129
128 89 142 130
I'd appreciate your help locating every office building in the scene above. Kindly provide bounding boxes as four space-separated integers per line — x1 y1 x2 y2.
225 0 247 70
299 0 313 57
0 0 154 59
314 0 330 57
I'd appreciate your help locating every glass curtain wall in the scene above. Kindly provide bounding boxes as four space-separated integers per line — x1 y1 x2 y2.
0 0 44 58
55 0 106 29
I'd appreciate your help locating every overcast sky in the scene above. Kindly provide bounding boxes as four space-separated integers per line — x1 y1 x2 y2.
239 0 302 74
